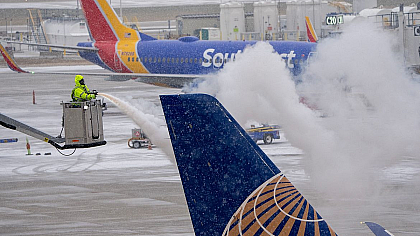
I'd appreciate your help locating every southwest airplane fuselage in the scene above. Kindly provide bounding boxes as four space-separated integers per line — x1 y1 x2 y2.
0 0 318 88
78 39 316 77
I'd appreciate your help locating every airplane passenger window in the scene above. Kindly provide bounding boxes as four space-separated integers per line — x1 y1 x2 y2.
149 58 152 63
185 58 188 63
158 58 161 63
167 58 170 63
194 58 197 64
294 59 298 64
136 57 139 62
176 58 179 64
204 59 208 63
171 58 174 63
140 57 143 62
132 57 135 62
128 57 130 62
181 58 184 63
190 58 193 63
199 58 203 64
154 57 157 63
163 58 166 63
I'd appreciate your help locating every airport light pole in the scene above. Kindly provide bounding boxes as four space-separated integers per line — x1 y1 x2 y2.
10 19 12 40
120 0 122 22
312 0 316 35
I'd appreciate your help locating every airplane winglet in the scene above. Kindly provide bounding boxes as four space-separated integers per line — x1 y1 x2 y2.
0 43 31 73
160 94 337 236
305 16 319 43
362 222 395 236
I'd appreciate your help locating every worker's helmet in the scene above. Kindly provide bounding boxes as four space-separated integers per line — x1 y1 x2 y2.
75 75 84 86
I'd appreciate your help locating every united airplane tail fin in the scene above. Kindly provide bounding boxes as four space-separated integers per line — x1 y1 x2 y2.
160 94 337 236
80 0 156 42
0 43 30 73
305 16 319 43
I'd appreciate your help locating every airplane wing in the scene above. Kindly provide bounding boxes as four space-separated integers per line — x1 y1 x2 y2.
6 41 98 52
0 42 201 88
362 222 395 236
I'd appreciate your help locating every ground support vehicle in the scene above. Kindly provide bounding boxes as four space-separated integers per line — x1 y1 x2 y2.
128 128 150 149
246 124 280 144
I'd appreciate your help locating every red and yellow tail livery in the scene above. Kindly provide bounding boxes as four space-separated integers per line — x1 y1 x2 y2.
305 16 319 43
81 0 139 42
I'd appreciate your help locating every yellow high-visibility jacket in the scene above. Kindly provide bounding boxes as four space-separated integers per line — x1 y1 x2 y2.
71 75 95 102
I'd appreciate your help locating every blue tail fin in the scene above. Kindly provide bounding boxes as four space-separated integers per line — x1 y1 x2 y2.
160 94 337 236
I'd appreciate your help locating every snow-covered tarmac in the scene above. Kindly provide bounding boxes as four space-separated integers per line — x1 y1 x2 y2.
0 66 419 235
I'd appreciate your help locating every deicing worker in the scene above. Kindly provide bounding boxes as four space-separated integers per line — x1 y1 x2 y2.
71 75 98 102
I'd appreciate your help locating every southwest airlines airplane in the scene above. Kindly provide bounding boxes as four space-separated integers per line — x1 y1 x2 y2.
0 0 317 88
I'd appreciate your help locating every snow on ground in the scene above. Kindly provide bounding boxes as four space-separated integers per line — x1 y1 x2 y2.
1 65 420 235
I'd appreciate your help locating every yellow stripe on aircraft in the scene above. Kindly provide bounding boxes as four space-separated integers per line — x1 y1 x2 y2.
116 41 149 73
96 0 139 41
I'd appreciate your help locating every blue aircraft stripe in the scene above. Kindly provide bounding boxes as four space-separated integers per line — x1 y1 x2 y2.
305 205 316 236
271 196 305 235
242 189 298 220
241 190 300 234
252 194 303 236
318 219 332 236
289 200 308 235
